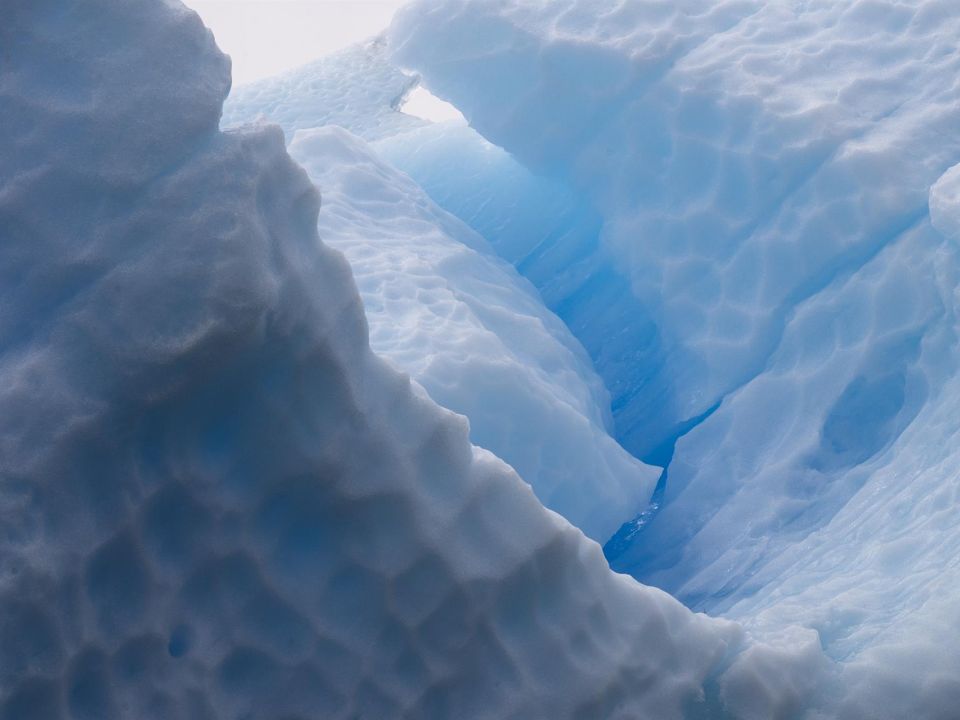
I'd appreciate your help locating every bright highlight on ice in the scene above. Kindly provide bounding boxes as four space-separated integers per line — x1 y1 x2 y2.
398 86 466 124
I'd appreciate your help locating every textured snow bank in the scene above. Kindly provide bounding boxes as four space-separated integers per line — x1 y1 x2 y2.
0 1 796 717
391 1 960 716
289 125 657 542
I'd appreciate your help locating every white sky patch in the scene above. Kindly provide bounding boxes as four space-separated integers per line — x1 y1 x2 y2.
400 86 467 124
188 1 410 86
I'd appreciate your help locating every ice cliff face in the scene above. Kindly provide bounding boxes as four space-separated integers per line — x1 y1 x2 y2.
0 1 796 718
391 0 960 454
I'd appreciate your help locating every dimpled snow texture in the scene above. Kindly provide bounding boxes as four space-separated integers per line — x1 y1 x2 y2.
221 38 427 142
289 126 657 543
391 0 960 455
372 126 669 458
0 1 788 718
391 1 960 716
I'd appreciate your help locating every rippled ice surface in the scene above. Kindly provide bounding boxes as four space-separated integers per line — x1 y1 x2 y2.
7 0 960 718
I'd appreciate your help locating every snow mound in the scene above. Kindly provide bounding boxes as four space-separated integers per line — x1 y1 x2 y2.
289 125 657 542
1 1 801 718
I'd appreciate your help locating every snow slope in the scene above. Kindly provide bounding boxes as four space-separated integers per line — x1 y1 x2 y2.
0 1 805 718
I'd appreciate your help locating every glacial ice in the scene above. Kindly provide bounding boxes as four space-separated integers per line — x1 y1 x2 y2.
0 1 810 718
222 46 672 543
390 0 960 715
287 125 657 542
391 0 960 455
372 125 676 465
10 0 960 716
225 40 659 542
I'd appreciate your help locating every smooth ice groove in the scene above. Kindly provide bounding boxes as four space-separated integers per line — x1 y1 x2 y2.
288 125 657 542
372 123 674 465
1 1 814 718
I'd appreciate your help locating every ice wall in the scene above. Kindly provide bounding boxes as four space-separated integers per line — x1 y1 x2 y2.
391 1 960 716
226 39 679 464
373 125 677 465
0 1 799 718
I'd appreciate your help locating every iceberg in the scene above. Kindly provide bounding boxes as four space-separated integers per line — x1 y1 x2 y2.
2 1 811 718
226 40 672 465
226 38 659 543
390 0 960 716
9 0 960 716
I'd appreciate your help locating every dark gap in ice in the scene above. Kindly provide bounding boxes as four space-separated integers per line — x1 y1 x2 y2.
603 399 722 565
